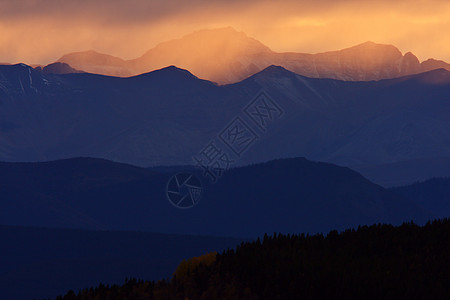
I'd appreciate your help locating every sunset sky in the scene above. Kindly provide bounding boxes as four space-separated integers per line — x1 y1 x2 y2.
1 0 449 65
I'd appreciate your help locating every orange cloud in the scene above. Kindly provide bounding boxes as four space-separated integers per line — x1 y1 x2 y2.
0 0 449 65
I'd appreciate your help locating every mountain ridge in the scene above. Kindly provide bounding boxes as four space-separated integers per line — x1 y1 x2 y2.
0 156 434 237
46 27 450 84
0 63 449 184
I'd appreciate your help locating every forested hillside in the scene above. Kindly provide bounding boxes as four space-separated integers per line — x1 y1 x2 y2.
56 219 450 300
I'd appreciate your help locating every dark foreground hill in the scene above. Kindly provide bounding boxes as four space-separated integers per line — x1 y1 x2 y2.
0 225 243 300
55 219 450 300
0 157 433 237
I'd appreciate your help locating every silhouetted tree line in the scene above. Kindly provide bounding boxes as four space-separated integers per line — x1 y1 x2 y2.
55 219 449 300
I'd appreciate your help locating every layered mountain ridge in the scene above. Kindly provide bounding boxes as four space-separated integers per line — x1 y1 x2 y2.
0 157 433 237
0 63 449 185
52 27 450 84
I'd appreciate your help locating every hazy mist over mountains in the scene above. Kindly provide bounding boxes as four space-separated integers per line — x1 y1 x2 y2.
53 28 450 84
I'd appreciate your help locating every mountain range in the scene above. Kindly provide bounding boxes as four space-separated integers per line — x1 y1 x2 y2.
53 27 450 84
0 157 434 237
1 30 449 299
0 63 449 185
1 25 449 300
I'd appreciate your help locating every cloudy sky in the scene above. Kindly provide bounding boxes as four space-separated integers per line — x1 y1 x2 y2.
1 0 449 64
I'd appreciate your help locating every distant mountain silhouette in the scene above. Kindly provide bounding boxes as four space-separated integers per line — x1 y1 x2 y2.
0 225 242 300
58 50 131 77
353 158 450 187
35 62 83 75
55 27 450 84
389 178 450 219
421 58 450 72
0 157 433 237
127 27 271 84
0 63 449 184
